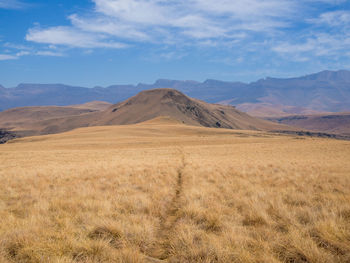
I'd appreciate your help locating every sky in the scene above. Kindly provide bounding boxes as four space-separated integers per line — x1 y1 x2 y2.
0 0 350 87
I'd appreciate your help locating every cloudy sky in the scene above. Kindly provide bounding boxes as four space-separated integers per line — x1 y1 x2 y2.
0 0 349 87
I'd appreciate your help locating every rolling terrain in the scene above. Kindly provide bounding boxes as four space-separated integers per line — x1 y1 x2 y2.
0 101 112 142
70 101 112 111
1 70 350 113
236 103 327 118
0 118 349 262
268 112 350 136
0 88 292 138
0 100 111 129
0 106 95 130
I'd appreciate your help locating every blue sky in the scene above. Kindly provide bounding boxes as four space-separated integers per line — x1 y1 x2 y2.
0 0 350 87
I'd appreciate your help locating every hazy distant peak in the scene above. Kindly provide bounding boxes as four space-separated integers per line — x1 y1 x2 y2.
300 70 350 81
254 70 350 82
153 79 200 87
154 79 182 86
203 79 225 85
16 83 65 88
203 79 243 85
105 84 136 89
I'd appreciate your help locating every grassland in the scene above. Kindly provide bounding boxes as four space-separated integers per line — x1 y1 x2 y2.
0 117 350 262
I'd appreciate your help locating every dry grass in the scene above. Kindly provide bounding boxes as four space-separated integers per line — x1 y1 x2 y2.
0 118 350 262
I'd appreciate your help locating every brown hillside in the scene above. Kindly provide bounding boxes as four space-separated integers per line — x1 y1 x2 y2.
27 88 293 135
0 106 96 131
0 101 111 135
95 89 293 129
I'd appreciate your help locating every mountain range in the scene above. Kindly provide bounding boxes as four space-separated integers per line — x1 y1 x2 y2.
1 70 350 114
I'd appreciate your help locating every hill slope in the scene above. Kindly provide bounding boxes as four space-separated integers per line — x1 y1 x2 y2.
1 88 292 136
0 106 95 130
93 88 287 130
0 100 111 131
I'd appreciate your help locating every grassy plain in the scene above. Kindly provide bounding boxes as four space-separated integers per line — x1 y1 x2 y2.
0 117 350 262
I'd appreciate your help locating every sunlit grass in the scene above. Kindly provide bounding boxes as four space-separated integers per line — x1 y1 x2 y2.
0 120 349 262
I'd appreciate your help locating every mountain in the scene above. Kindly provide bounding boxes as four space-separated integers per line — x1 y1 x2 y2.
245 71 350 112
1 70 349 113
299 70 350 81
267 112 350 136
89 88 288 130
0 88 292 136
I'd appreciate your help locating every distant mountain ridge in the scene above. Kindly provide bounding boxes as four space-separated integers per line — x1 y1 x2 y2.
298 70 350 81
1 70 350 113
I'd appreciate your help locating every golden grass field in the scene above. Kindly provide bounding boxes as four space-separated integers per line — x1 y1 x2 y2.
0 117 350 262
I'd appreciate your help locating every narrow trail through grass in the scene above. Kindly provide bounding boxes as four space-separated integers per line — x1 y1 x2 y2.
2 124 350 262
146 150 186 262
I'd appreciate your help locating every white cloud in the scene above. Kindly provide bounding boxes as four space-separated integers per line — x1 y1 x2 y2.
0 0 27 9
310 10 350 27
26 26 127 48
94 0 169 25
25 0 298 49
0 54 18 60
270 4 350 62
272 32 350 61
272 40 315 54
91 0 296 37
3 42 32 50
16 50 30 56
308 0 347 4
17 0 350 67
69 14 151 41
0 44 65 59
159 51 186 60
36 50 64 57
192 0 295 18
